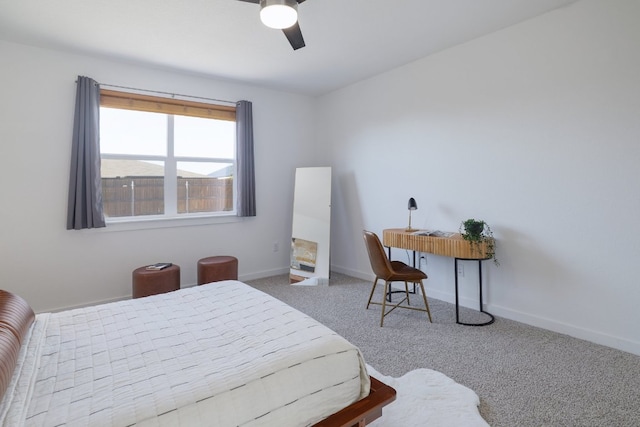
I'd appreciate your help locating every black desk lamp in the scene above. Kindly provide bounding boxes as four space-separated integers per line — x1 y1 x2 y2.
406 197 418 232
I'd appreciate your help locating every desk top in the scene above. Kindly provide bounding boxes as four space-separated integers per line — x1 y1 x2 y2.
383 228 492 260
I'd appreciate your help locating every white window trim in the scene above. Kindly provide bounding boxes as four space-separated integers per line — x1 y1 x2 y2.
97 213 243 233
99 89 238 225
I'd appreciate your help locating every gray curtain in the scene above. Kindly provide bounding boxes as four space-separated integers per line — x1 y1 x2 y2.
66 76 105 230
236 100 256 217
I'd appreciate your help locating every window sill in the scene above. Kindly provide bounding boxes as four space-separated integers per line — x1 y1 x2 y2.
94 213 243 232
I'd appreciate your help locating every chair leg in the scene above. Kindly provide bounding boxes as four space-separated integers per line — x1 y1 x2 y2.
366 277 379 309
404 281 411 305
380 281 389 327
418 280 432 323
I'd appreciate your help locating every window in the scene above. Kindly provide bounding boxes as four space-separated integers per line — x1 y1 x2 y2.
99 90 237 220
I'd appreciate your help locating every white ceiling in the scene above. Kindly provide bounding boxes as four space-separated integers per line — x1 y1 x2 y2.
0 0 579 96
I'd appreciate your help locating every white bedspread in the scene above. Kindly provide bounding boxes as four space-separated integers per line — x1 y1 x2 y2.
0 281 370 426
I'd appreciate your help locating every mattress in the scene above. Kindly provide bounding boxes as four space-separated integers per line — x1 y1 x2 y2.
0 280 370 426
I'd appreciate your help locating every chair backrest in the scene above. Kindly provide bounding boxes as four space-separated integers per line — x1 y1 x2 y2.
363 230 394 280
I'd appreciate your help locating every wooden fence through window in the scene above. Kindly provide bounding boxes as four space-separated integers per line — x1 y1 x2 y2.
102 177 233 217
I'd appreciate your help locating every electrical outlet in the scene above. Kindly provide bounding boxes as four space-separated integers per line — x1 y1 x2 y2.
273 241 279 252
457 264 464 277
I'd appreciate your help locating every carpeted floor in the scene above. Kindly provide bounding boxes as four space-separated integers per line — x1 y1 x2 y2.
246 273 640 427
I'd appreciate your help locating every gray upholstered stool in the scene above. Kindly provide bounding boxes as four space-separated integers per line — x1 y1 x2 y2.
132 264 180 298
197 256 238 285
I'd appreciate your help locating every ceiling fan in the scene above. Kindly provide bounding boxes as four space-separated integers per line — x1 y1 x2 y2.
237 0 307 50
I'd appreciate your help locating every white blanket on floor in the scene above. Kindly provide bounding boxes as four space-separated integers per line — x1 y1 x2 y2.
367 365 489 427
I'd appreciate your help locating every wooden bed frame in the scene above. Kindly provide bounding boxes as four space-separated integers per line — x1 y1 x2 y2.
313 376 396 427
0 289 396 426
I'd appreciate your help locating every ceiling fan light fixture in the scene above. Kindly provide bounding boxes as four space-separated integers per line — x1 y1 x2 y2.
260 0 298 29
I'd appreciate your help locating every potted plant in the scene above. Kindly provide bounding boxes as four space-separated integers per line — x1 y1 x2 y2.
459 219 499 265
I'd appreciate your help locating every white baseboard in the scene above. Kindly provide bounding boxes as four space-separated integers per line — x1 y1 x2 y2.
487 304 640 357
46 295 129 313
45 267 290 314
332 266 480 307
46 264 640 357
239 267 290 282
331 265 640 357
331 265 372 281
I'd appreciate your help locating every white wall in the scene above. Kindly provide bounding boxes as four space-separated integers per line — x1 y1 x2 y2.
1 0 638 357
321 0 640 355
0 40 321 312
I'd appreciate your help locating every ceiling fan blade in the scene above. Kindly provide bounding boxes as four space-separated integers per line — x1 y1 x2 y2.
237 0 307 49
282 21 305 50
236 0 304 4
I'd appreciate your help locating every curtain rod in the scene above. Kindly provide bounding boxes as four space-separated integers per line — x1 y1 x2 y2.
95 82 238 106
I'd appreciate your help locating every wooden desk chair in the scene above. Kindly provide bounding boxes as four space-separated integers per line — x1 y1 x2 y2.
363 230 432 326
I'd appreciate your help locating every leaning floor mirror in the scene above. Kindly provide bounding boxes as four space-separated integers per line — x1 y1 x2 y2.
289 167 331 285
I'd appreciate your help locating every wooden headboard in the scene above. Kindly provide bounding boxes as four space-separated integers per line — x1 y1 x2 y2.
0 290 35 400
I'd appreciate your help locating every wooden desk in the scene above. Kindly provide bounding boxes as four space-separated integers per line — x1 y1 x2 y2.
382 228 495 326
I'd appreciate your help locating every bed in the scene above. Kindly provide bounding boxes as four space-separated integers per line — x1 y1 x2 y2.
0 280 395 426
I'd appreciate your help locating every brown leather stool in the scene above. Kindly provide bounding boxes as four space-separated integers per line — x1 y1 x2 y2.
132 264 180 298
197 256 238 285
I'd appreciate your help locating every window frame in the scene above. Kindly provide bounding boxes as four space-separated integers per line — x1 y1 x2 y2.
99 89 238 224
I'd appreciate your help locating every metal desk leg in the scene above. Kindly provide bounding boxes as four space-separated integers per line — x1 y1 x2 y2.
455 258 460 323
385 246 418 302
454 258 495 326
